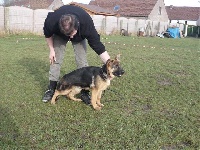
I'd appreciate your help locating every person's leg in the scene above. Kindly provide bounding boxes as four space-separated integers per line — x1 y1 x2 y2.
42 35 67 102
72 39 88 68
72 39 91 105
49 35 67 81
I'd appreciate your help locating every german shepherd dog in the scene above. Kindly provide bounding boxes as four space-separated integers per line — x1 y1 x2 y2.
51 54 124 110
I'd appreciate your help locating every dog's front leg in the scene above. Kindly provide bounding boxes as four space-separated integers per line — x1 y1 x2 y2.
51 90 59 104
97 90 104 107
91 88 101 110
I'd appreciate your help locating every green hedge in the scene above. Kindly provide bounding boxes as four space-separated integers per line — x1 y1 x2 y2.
187 25 200 37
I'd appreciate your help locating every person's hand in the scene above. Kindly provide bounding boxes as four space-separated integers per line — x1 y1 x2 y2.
49 50 56 64
100 51 110 64
45 37 56 64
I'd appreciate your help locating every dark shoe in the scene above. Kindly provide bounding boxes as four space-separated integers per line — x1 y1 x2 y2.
42 80 57 102
80 90 91 105
42 89 54 102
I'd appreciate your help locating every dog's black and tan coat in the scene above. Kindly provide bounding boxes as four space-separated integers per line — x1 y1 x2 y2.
51 54 124 110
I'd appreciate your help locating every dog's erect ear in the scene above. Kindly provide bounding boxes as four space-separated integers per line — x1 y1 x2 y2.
106 59 111 65
115 54 121 61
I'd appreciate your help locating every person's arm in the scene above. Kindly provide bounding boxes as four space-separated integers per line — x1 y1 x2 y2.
84 24 110 63
46 36 56 64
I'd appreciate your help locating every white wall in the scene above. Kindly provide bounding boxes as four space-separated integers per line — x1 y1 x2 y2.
105 16 118 34
0 6 172 36
170 20 197 26
0 6 4 30
91 15 105 33
34 9 53 34
5 6 33 32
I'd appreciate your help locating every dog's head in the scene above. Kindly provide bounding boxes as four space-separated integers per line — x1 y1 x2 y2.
102 54 125 79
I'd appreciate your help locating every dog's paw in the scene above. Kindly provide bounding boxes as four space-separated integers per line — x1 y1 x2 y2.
97 103 104 107
76 99 82 102
51 101 56 105
94 106 102 111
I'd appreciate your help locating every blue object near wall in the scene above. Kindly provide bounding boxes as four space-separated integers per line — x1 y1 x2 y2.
166 27 180 38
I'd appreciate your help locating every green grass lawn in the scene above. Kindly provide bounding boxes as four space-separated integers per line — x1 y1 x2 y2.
0 34 199 149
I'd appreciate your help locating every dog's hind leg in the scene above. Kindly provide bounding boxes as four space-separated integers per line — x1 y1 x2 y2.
68 92 82 102
51 89 71 104
67 86 82 102
91 88 101 110
96 90 104 107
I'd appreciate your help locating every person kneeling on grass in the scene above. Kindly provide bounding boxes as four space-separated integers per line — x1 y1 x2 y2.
42 5 110 104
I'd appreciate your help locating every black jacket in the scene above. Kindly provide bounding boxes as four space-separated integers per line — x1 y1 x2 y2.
43 5 105 55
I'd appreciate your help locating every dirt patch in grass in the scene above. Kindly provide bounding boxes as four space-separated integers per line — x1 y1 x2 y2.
156 74 173 86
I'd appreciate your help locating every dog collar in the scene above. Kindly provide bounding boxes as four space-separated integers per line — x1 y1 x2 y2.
102 72 108 80
100 68 108 80
100 68 114 80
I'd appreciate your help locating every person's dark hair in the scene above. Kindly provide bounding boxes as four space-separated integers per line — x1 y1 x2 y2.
59 14 79 35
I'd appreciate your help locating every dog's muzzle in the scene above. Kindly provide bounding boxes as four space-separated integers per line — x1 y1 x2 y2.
113 68 125 77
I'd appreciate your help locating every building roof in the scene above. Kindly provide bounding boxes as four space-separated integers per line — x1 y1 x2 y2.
166 6 200 21
89 0 158 17
8 0 63 10
69 2 116 16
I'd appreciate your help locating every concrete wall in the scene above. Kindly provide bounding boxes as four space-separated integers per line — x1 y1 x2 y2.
33 9 52 34
0 6 4 30
105 16 118 34
91 15 105 33
0 6 170 36
127 18 138 34
170 20 197 26
197 16 200 26
4 6 33 32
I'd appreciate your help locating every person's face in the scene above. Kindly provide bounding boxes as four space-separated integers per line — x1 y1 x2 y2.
62 24 77 38
69 29 77 38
